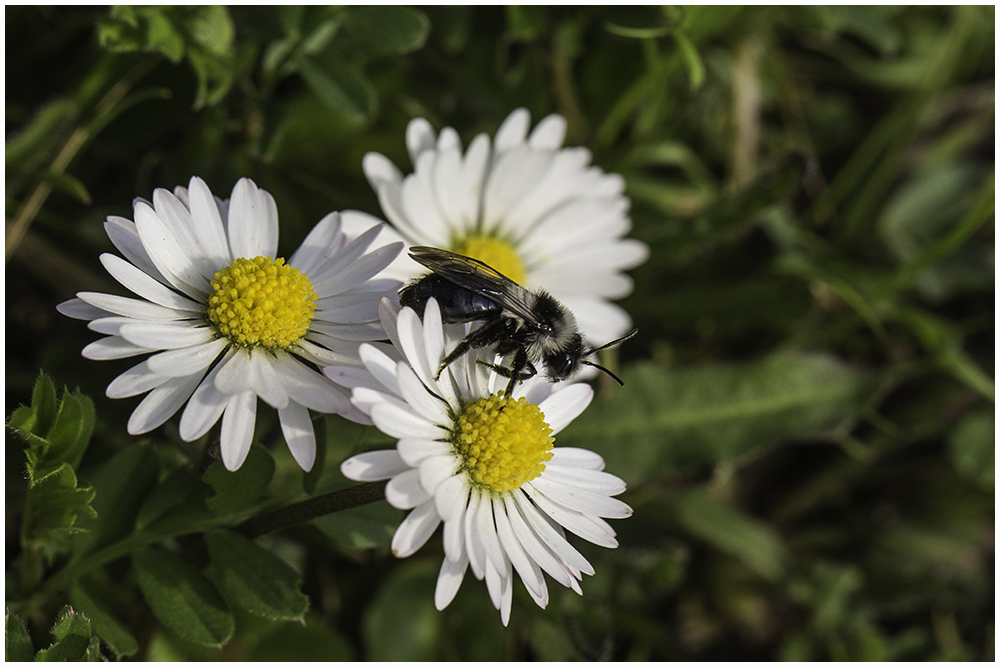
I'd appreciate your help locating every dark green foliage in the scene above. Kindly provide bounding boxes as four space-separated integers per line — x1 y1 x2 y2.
5 5 993 661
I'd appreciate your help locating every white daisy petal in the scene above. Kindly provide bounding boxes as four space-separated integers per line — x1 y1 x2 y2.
371 402 447 440
442 499 467 563
278 401 316 472
215 349 289 410
549 446 606 470
464 490 487 579
527 113 567 149
289 212 343 276
503 493 576 589
494 107 531 152
57 297 110 320
106 360 169 398
186 176 232 269
76 292 191 321
433 472 470 523
396 362 450 426
220 391 257 471
127 370 205 435
133 200 210 298
179 361 230 441
528 476 633 519
392 501 441 558
119 321 215 350
227 178 278 259
104 215 161 280
146 338 228 377
385 469 431 510
82 336 156 360
397 437 452 467
512 491 594 575
523 484 619 548
493 496 546 602
434 552 468 611
341 450 409 481
538 382 594 435
406 116 437 163
542 464 627 495
100 253 204 312
418 455 461 495
271 353 350 414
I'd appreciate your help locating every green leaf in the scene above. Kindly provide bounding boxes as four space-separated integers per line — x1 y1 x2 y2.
206 530 309 621
674 488 786 580
136 468 213 535
31 373 59 436
297 55 376 124
559 355 877 481
22 464 98 563
132 547 235 648
44 388 95 470
5 610 34 661
144 10 185 62
69 583 140 658
313 500 401 549
75 447 160 553
948 411 994 491
203 445 275 517
363 559 442 660
340 6 430 55
35 607 94 662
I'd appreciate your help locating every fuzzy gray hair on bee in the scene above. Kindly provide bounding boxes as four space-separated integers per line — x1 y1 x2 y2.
398 246 636 395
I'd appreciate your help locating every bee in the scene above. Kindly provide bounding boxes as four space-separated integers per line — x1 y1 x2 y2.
399 246 636 395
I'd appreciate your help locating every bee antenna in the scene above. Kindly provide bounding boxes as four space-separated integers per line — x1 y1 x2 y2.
585 329 638 355
582 360 625 386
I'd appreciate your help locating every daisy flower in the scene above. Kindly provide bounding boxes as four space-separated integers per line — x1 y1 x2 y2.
352 107 649 347
57 176 402 472
325 298 632 626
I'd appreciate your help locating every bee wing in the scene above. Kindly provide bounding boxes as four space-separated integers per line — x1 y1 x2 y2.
408 246 539 323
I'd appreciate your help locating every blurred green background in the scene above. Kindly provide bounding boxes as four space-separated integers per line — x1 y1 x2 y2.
6 5 994 661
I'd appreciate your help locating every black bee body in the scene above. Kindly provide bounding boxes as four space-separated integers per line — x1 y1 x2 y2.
399 246 634 394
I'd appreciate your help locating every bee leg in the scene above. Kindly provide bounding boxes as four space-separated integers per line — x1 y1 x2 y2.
434 318 515 380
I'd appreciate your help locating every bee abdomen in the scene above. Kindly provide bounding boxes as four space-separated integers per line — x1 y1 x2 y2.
400 274 500 324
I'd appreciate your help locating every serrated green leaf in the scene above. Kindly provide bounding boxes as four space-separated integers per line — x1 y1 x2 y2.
31 373 59 435
133 548 234 648
69 583 139 658
75 447 160 553
145 11 185 62
5 610 34 661
341 6 430 55
45 389 95 469
948 412 994 490
136 468 212 535
203 445 275 517
206 530 309 621
313 500 401 549
675 489 786 580
363 560 441 661
35 607 93 662
297 55 376 124
559 355 877 482
22 463 98 562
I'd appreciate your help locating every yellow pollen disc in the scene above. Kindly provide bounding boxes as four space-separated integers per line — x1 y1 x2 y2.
454 235 526 285
452 393 554 493
207 256 317 349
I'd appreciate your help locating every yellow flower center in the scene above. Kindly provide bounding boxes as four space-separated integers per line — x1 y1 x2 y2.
452 393 554 493
207 256 317 349
454 235 526 285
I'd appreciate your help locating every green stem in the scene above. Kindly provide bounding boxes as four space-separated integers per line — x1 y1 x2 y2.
237 481 388 538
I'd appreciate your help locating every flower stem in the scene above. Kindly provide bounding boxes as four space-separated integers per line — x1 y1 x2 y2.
237 481 388 539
